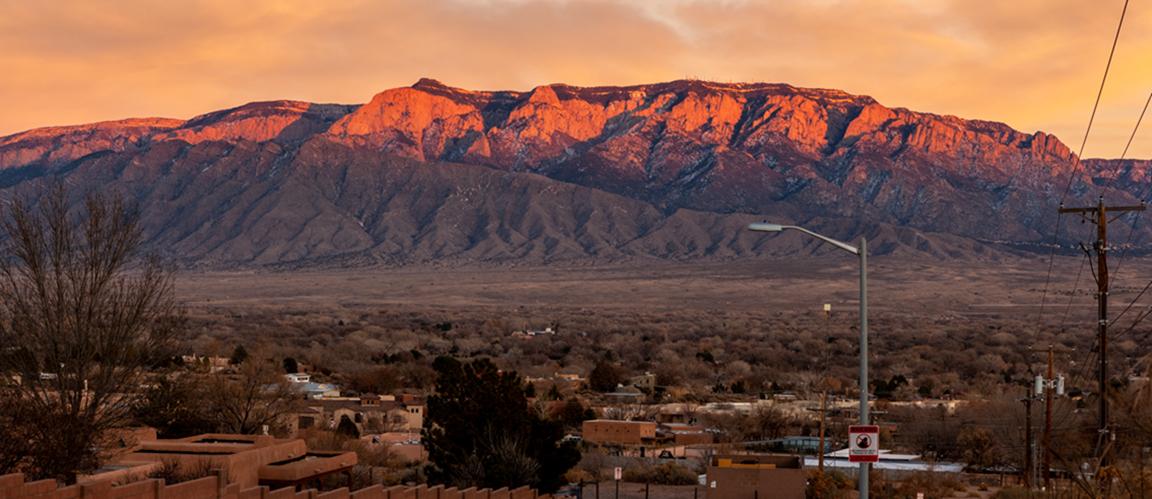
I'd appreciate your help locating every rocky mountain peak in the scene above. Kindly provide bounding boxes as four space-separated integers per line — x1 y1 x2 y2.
154 100 358 144
0 79 1136 267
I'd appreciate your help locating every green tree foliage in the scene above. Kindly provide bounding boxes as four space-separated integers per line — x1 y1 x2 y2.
423 357 580 493
588 361 621 393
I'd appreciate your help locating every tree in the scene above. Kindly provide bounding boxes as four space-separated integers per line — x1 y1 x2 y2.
589 361 621 393
552 397 595 431
0 397 33 475
283 357 299 374
206 359 300 434
957 426 1000 470
347 366 402 394
424 357 579 493
230 345 249 365
0 186 180 482
132 375 215 438
336 415 361 438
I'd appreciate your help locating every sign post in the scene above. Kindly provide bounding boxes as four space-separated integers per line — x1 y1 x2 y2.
849 425 880 463
614 467 622 499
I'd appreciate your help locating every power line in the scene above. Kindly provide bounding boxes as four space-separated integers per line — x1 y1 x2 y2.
1099 90 1152 285
1060 252 1091 325
1038 0 1131 326
1060 0 1130 202
1121 92 1152 160
1112 278 1152 326
1038 6 1134 488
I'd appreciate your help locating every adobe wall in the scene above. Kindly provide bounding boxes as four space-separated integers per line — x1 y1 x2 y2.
0 473 557 499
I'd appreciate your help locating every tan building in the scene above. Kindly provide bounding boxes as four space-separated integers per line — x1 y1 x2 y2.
582 419 658 446
362 432 426 463
288 394 425 437
705 455 806 499
0 432 556 498
1 473 558 498
663 423 714 446
105 433 356 489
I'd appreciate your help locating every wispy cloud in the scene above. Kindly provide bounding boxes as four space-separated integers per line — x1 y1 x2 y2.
0 0 1149 158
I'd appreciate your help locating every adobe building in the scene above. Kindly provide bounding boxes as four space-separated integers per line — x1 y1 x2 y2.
288 394 426 437
662 423 714 446
102 433 357 489
1 473 558 499
1 433 556 499
705 454 806 499
581 419 657 446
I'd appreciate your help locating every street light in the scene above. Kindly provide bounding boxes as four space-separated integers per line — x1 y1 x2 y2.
748 222 870 498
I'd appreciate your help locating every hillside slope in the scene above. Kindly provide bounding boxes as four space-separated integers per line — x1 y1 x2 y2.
0 79 1142 267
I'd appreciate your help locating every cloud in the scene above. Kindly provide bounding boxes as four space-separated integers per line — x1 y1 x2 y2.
0 0 1149 158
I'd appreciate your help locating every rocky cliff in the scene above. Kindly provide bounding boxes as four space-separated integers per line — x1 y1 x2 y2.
0 79 1140 267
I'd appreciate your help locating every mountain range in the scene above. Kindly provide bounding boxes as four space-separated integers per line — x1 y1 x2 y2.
0 79 1146 268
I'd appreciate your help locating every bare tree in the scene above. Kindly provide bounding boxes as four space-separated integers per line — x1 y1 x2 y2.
206 358 301 434
0 186 179 482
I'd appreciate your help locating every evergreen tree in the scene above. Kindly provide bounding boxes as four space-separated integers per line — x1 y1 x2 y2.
423 357 580 492
229 345 249 365
336 415 360 438
554 397 596 431
589 361 621 393
282 357 299 374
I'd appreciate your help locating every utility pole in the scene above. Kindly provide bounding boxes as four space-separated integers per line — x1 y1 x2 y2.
1060 197 1145 494
1044 345 1054 491
818 391 827 473
819 303 831 475
1022 380 1035 490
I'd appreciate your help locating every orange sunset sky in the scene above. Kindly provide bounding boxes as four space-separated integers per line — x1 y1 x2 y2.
2 0 1151 159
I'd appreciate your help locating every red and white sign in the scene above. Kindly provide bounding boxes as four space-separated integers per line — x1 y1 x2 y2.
613 467 622 480
848 425 880 463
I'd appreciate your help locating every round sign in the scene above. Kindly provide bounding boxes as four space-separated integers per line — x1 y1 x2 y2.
855 434 872 449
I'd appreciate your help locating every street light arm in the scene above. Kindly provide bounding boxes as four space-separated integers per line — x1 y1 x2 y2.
747 222 859 255
783 225 860 255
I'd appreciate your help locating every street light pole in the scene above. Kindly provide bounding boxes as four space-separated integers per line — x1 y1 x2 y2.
858 236 869 497
747 223 869 499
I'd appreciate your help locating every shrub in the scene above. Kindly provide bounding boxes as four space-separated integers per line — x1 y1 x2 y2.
622 462 697 485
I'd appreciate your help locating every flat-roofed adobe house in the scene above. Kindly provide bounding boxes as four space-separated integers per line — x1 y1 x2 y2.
705 454 806 499
90 433 356 489
581 420 658 446
287 394 426 438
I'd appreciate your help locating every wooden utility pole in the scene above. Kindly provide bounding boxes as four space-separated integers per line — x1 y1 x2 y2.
1059 197 1145 492
818 303 831 475
818 391 827 473
1023 388 1035 490
1043 345 1054 491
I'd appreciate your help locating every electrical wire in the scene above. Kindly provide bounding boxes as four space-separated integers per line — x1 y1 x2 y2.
1059 0 1130 202
1037 0 1131 324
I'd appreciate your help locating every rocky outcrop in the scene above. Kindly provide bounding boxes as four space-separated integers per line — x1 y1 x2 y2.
0 79 1142 267
0 118 183 169
1086 158 1152 194
155 101 357 144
